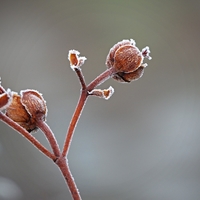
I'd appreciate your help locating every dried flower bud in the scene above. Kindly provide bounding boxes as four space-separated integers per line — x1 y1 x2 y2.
106 39 151 83
5 89 47 133
103 86 114 100
20 90 47 121
0 89 12 111
88 86 114 100
68 50 87 71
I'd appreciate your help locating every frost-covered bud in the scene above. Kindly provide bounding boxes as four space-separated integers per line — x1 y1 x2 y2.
88 86 114 100
20 90 47 121
68 50 87 71
5 89 47 133
106 39 151 83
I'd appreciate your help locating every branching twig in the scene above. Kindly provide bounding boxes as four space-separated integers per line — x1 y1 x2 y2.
0 39 151 200
37 120 61 157
0 112 56 161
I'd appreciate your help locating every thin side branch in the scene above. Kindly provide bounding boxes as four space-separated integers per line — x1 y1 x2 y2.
37 120 61 157
74 69 87 90
87 67 116 91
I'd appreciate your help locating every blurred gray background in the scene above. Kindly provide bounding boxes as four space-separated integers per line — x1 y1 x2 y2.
0 0 200 200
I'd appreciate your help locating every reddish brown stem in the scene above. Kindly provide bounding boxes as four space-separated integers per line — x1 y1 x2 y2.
75 69 87 90
62 68 115 158
56 157 82 200
60 67 116 198
0 112 56 161
87 67 116 91
62 90 88 157
37 120 61 157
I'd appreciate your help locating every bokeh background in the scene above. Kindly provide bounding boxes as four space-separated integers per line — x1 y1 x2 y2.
0 0 200 200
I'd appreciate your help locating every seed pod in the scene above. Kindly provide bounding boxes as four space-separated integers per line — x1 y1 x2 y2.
106 39 151 83
5 89 47 133
20 90 47 122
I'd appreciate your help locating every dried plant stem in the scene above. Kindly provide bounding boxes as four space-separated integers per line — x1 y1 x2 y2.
58 68 117 199
56 157 82 200
0 111 80 199
87 67 116 91
37 120 61 157
74 68 87 90
0 112 56 161
62 90 88 157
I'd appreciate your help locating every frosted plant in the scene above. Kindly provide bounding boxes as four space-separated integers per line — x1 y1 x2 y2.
0 39 151 200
